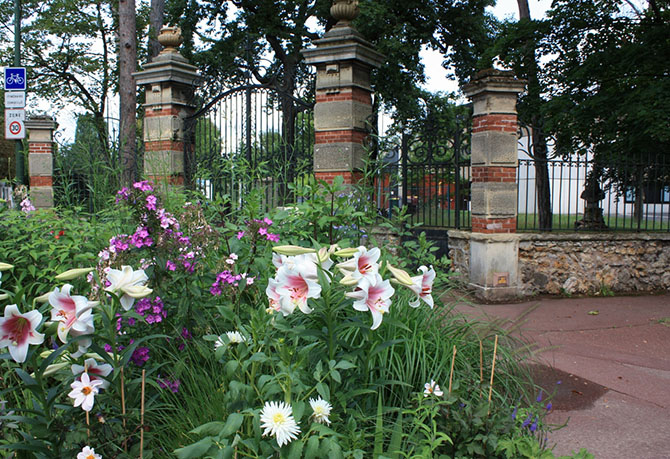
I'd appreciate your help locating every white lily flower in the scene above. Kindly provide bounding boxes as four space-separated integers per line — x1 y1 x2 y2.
345 274 394 330
0 304 45 363
105 266 150 310
49 284 95 344
77 446 102 459
72 358 113 389
408 266 436 309
337 246 381 286
424 379 443 397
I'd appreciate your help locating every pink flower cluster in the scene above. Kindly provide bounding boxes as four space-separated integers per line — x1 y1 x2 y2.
238 217 280 243
210 270 243 295
130 227 154 249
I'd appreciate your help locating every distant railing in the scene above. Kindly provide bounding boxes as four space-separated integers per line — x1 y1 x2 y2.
517 156 670 232
0 183 13 208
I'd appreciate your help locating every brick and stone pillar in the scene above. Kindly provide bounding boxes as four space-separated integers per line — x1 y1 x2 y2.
133 26 199 187
303 0 384 184
457 69 525 300
25 116 57 208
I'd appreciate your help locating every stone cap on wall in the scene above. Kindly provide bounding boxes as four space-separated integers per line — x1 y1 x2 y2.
448 229 521 243
25 116 58 142
463 68 526 99
303 26 384 69
133 54 202 87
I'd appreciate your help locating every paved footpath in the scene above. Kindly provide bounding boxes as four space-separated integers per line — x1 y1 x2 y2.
449 292 670 459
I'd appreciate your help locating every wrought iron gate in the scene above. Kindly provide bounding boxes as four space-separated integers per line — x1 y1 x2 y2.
184 84 314 209
376 112 472 229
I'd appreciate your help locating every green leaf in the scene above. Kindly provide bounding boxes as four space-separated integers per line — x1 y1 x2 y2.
174 437 214 459
305 436 320 459
220 413 244 438
190 421 226 436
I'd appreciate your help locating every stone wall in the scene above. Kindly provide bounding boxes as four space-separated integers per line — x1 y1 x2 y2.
447 230 670 297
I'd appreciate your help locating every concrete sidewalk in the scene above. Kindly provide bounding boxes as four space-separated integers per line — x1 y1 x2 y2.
449 292 670 458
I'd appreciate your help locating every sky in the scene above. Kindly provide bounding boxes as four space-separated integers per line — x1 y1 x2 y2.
36 0 556 144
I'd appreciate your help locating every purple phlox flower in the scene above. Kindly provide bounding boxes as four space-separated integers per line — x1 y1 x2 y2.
511 406 517 420
263 217 273 226
258 227 268 236
130 226 153 249
130 346 150 366
546 402 553 411
20 198 36 214
266 233 280 243
530 417 538 432
116 187 130 203
166 260 176 271
556 380 562 385
536 390 543 403
522 413 532 428
181 327 192 340
158 375 181 393
109 235 130 253
146 195 158 211
133 180 154 192
237 231 245 239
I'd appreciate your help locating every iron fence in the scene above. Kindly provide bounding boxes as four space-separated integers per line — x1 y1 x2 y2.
517 156 670 232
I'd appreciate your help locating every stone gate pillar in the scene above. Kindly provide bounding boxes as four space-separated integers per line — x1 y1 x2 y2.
133 26 200 187
25 116 57 209
458 69 525 300
303 0 384 184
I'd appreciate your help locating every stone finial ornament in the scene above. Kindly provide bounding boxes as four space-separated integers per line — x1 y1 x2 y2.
331 0 359 23
158 26 183 54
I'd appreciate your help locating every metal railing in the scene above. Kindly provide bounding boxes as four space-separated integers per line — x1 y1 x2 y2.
517 156 670 232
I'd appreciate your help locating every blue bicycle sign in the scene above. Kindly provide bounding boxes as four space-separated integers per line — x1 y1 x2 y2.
4 67 26 91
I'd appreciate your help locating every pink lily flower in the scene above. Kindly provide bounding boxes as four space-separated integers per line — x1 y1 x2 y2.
337 247 381 286
275 267 322 315
0 304 45 363
345 274 395 330
408 266 436 309
72 358 113 389
265 277 282 314
49 284 95 344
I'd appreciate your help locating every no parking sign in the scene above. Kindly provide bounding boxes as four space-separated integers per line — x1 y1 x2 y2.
5 109 25 139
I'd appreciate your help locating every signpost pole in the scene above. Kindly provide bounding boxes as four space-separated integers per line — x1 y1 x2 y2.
14 0 24 184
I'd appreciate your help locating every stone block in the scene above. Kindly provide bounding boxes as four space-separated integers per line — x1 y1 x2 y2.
144 116 182 142
471 92 519 116
144 150 184 176
314 100 371 131
316 62 372 92
30 186 54 209
471 131 518 166
469 234 519 300
471 182 517 217
28 153 53 176
314 142 366 172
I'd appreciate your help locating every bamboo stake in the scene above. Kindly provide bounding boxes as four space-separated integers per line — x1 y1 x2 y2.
487 335 499 414
121 367 127 429
140 369 146 459
448 345 457 393
479 340 483 398
86 410 90 438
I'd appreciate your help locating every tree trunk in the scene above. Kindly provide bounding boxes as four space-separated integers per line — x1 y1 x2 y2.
148 0 165 62
119 0 137 185
518 0 552 230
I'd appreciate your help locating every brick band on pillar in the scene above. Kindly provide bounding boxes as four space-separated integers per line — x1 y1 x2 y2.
463 69 526 234
133 26 200 187
303 0 384 185
25 116 58 208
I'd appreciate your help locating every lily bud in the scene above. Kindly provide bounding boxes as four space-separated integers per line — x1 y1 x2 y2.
40 349 55 358
334 247 360 258
34 291 52 303
0 262 13 271
42 362 70 377
0 293 8 301
386 262 414 286
272 245 316 256
55 267 95 281
339 274 359 286
317 247 333 264
122 285 153 299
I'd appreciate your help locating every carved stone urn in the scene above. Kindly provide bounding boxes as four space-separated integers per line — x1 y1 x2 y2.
158 26 182 54
330 0 359 23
